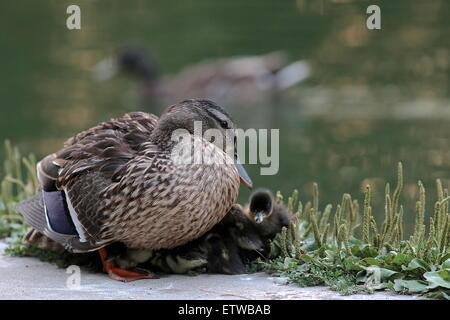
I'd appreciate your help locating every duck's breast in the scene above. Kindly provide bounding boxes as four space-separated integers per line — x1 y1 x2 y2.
101 137 240 249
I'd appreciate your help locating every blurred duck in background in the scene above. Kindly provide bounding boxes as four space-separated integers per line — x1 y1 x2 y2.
93 45 311 110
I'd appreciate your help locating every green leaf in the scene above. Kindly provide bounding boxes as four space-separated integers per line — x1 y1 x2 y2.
352 245 378 258
439 253 450 264
362 257 380 266
379 268 399 280
393 279 429 293
299 254 317 264
442 258 450 269
282 257 298 269
363 266 398 281
383 252 397 264
392 253 413 266
424 270 450 289
345 262 365 271
324 250 336 260
350 245 361 256
403 258 430 271
426 290 450 300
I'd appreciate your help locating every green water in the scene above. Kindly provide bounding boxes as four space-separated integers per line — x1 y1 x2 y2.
1 0 449 232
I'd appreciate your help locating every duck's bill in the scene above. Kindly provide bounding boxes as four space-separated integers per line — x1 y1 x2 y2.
254 212 264 224
234 159 253 189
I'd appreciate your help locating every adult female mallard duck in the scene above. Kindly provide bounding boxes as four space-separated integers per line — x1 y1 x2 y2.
15 98 252 282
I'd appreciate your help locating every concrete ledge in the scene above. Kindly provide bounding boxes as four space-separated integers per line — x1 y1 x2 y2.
0 241 416 300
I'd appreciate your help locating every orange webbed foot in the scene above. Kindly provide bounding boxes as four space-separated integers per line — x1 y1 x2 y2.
99 248 158 282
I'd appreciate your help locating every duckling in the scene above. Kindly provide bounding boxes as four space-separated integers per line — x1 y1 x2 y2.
15 98 253 282
246 189 292 241
93 45 311 109
137 204 264 275
239 189 292 264
22 228 65 252
137 190 291 275
203 204 266 274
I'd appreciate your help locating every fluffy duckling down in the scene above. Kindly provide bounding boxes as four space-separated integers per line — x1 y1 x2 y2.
134 189 292 275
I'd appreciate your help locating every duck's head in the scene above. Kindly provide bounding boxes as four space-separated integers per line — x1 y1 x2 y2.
248 189 274 223
93 45 159 83
152 98 253 188
118 46 159 81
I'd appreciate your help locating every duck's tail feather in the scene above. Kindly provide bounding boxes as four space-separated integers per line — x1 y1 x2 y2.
15 192 64 251
15 192 46 232
15 192 101 253
275 60 311 90
15 193 63 251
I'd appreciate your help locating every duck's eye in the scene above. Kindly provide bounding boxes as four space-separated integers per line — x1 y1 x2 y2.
220 120 228 129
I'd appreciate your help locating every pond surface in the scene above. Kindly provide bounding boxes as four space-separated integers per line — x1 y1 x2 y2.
1 0 449 233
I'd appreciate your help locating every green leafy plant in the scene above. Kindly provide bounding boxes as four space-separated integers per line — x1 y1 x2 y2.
263 163 450 299
0 140 38 238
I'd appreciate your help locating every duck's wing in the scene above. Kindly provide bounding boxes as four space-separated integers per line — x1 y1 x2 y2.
16 112 159 252
38 111 158 192
65 111 158 150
